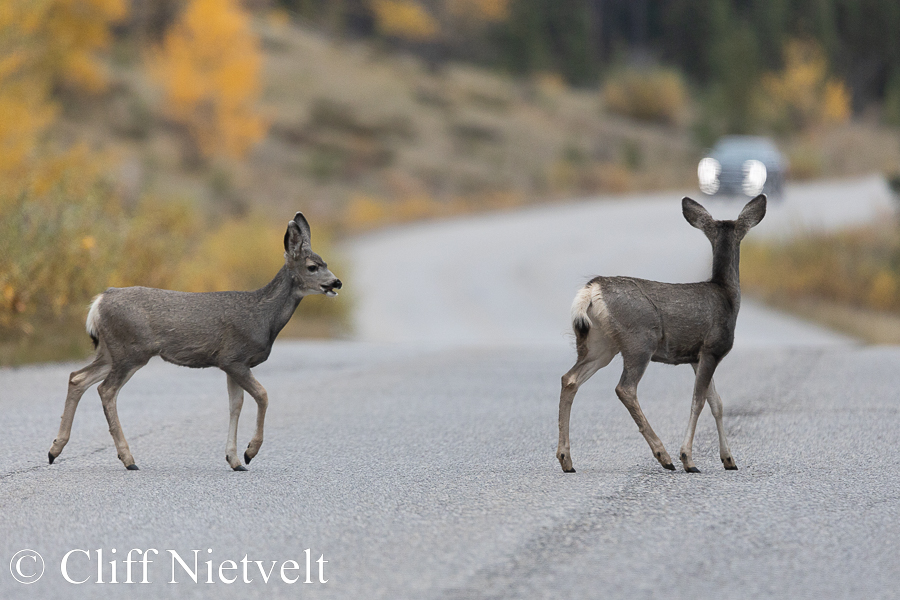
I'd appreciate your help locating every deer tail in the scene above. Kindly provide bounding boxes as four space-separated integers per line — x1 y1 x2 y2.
571 284 595 337
85 294 103 349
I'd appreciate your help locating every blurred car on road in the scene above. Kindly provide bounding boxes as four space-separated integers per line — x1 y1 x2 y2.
698 136 785 200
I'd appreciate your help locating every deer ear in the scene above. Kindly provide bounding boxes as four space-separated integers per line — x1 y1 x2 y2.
284 221 308 258
292 212 311 246
736 194 766 238
284 212 312 258
682 197 715 235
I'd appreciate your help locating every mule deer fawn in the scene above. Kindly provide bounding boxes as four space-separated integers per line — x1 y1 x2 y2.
557 195 766 473
48 213 341 471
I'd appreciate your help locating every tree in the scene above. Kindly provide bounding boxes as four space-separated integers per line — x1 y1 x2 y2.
149 0 267 160
0 1 56 188
0 0 126 342
761 39 851 131
0 0 125 191
502 0 596 85
370 0 439 41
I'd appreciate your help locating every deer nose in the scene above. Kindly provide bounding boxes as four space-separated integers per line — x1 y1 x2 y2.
330 279 342 290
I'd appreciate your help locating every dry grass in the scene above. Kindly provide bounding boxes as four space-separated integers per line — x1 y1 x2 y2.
783 122 900 181
742 221 900 343
743 224 900 311
756 296 900 344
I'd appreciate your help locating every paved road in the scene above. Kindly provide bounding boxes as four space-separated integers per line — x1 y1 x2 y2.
1 176 898 599
2 343 899 599
349 175 891 346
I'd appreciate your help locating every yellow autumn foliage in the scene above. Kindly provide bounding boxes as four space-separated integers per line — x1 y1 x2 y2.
371 0 440 41
0 64 55 189
761 40 851 130
0 0 124 197
446 0 510 22
40 0 127 91
0 0 126 94
149 0 267 159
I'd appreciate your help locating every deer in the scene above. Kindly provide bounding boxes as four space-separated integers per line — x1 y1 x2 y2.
556 194 766 474
48 212 341 471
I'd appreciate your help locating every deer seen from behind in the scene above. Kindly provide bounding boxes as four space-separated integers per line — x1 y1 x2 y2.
557 195 766 473
48 212 341 471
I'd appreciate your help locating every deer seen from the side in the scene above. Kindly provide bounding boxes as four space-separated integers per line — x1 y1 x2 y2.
48 212 341 471
557 195 766 473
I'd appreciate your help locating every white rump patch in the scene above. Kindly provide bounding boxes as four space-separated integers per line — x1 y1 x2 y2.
570 282 610 333
85 294 103 339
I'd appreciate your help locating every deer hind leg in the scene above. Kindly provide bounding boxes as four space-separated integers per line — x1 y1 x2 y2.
680 355 718 473
225 374 247 471
616 350 675 471
48 352 112 464
224 365 268 470
97 363 145 470
557 328 618 473
695 367 737 470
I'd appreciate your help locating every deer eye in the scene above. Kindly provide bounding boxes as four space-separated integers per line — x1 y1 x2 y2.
307 265 318 273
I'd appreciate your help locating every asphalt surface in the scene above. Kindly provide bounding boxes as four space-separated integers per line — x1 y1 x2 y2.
1 176 898 599
349 176 893 346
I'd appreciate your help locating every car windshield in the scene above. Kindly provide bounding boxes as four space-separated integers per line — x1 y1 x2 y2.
711 137 779 162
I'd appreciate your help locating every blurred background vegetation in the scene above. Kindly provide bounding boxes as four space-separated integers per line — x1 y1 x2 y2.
2 0 900 363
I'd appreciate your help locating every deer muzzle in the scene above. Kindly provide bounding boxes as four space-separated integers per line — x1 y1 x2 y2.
322 279 342 297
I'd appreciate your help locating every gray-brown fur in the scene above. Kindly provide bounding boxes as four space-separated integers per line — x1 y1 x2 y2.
48 212 341 471
558 195 765 473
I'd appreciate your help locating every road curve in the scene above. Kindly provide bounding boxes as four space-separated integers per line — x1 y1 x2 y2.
347 175 891 346
1 176 898 599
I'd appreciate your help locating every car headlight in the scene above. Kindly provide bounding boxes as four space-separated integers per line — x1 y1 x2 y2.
742 160 767 196
698 157 720 195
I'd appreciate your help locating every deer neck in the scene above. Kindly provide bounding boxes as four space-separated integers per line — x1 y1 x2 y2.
258 265 304 339
710 238 742 304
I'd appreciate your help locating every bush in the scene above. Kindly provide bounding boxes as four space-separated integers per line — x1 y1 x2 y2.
742 224 900 313
786 145 825 180
603 67 688 126
759 40 851 132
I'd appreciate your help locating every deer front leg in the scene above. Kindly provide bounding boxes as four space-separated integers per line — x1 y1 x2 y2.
616 353 675 471
49 356 111 464
680 356 717 473
704 374 737 470
225 366 268 468
225 374 247 471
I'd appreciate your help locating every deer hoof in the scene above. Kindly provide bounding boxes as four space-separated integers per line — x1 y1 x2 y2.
48 452 57 465
233 465 248 472
243 451 252 464
557 452 575 473
685 466 701 473
725 464 738 471
663 463 676 471
126 464 140 471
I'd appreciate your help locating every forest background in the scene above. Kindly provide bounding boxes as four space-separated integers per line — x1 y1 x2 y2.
2 0 900 364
